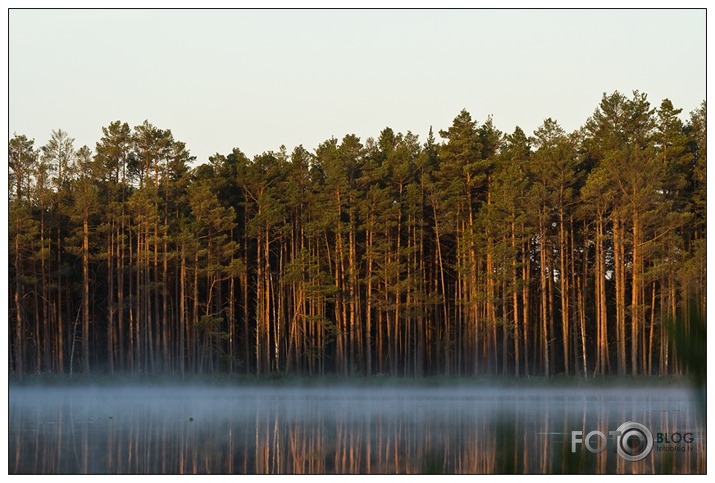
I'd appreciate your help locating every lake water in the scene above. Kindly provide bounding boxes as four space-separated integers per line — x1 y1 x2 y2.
8 383 705 474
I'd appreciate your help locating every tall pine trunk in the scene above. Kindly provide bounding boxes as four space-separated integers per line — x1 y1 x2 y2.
82 215 90 373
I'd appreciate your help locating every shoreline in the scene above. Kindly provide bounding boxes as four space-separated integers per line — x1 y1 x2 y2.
8 372 696 390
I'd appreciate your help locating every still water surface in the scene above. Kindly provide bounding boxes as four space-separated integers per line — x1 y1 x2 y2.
9 383 705 474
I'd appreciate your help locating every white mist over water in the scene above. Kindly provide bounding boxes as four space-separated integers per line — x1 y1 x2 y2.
9 384 698 419
8 384 704 474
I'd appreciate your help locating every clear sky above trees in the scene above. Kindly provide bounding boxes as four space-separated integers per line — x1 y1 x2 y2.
9 8 705 164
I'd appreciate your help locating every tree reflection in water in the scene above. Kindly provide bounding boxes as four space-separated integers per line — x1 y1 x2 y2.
9 385 705 474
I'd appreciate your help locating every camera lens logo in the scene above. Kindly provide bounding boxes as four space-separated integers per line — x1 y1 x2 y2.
615 422 653 462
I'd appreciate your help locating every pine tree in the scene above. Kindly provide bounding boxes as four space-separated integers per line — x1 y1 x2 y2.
95 121 133 372
9 135 39 377
68 145 101 373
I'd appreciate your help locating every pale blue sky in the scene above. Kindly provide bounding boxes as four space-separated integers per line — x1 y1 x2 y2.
9 9 706 164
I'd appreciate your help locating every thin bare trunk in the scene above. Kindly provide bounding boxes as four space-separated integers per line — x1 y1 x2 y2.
559 206 569 375
82 216 90 373
14 234 24 378
631 208 641 375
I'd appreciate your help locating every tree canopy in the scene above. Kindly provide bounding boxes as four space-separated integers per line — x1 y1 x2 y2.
9 92 706 377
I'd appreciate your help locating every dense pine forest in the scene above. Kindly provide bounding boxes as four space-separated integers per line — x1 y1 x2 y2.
9 90 706 378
